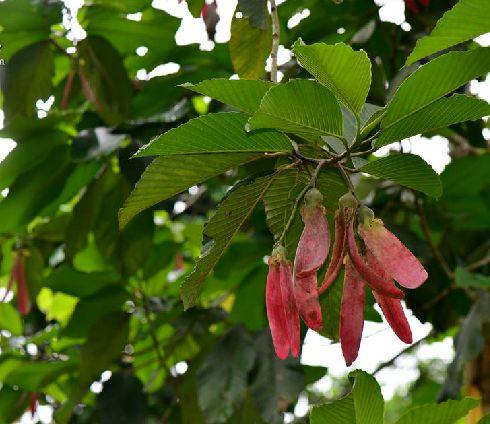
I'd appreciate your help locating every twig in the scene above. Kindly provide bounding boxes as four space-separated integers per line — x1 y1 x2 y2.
420 285 455 312
61 66 75 110
415 198 454 280
360 130 380 146
338 164 360 203
276 160 327 247
269 0 280 83
137 283 167 372
373 332 433 375
466 255 490 272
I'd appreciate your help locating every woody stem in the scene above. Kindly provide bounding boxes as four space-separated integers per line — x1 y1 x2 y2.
338 164 360 203
269 0 280 83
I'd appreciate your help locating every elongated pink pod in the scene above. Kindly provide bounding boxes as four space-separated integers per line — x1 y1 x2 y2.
279 261 300 357
367 252 413 344
319 208 350 293
295 205 330 277
359 219 428 289
16 257 31 316
294 272 323 331
266 260 290 360
340 257 366 366
347 220 405 299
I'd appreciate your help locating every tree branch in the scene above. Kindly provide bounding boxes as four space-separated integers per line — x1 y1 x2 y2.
373 332 433 375
269 0 280 83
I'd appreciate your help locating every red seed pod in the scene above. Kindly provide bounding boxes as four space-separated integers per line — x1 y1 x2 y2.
294 272 323 331
319 200 355 293
15 255 31 316
367 251 413 344
280 261 300 357
295 188 330 277
266 248 300 359
340 256 366 366
405 0 420 13
358 211 428 289
266 258 290 360
347 219 405 299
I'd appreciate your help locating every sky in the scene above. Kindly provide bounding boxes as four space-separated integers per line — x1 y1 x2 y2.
1 0 488 422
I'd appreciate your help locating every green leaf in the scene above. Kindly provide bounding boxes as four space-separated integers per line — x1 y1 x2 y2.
65 168 109 259
0 385 26 424
198 327 256 423
0 0 61 61
135 112 291 157
81 6 179 59
310 395 355 424
249 80 343 142
238 0 268 29
311 371 383 424
0 304 23 336
454 267 490 289
441 154 490 198
77 36 133 126
229 16 271 80
395 397 480 424
360 154 442 197
119 152 263 228
180 174 276 309
62 288 127 338
250 331 304 422
382 49 490 129
293 41 372 116
46 265 121 298
229 266 267 331
79 311 130 388
350 370 384 424
184 79 274 114
376 94 490 147
3 41 54 120
0 146 72 234
406 0 490 65
0 131 67 190
96 372 148 424
186 0 205 17
4 360 77 392
89 0 151 13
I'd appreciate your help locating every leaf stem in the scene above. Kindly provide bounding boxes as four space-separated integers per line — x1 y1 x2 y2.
269 0 280 83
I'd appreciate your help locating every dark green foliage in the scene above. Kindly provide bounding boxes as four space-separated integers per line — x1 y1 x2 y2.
0 0 488 422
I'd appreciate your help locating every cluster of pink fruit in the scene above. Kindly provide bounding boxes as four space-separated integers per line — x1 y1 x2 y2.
266 189 428 365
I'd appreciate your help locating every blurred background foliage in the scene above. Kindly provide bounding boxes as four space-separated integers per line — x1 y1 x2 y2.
0 0 488 422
